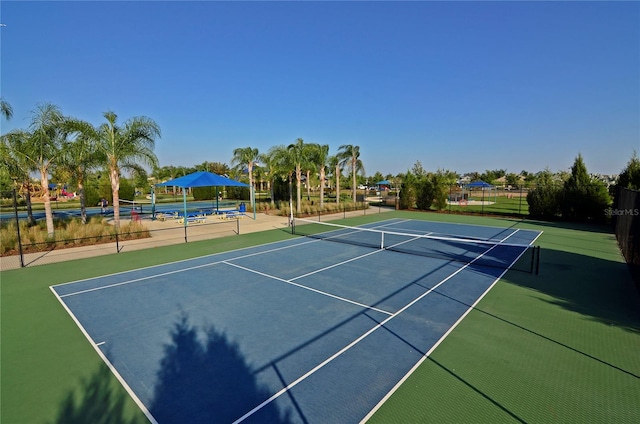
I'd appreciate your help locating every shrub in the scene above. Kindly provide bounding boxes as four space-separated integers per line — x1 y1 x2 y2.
527 183 562 220
560 155 611 222
415 178 434 210
0 216 150 255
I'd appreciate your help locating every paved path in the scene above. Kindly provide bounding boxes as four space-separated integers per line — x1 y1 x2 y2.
1 208 393 271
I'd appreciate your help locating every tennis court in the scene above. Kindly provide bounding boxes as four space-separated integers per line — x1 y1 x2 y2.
51 218 541 423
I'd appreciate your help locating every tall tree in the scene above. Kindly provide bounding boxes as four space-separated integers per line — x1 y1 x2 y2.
328 155 341 204
611 151 640 216
231 147 260 207
562 154 610 222
310 144 330 209
615 151 640 191
4 103 67 236
270 144 296 219
287 138 307 214
1 97 13 120
337 144 365 203
85 111 161 229
301 143 318 202
0 130 37 225
61 119 104 223
258 150 278 207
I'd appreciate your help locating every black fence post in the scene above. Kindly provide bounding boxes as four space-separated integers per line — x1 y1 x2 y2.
13 189 25 268
519 187 523 216
115 232 120 253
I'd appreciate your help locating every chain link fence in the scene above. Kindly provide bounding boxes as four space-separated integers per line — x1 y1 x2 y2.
0 200 385 271
613 187 640 291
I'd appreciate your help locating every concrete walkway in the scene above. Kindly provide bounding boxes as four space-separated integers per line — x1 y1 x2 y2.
1 207 393 271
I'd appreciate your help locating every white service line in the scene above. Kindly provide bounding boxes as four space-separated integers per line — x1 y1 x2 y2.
362 229 532 423
223 261 393 316
53 217 405 297
58 237 328 298
49 286 159 424
231 229 521 423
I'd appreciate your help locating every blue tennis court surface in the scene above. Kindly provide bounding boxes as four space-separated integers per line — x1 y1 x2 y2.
51 218 541 423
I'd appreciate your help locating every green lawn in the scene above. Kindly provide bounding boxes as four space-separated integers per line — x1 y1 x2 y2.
2 212 638 423
445 195 530 216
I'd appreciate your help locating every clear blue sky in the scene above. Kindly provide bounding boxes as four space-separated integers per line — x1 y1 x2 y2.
1 1 638 177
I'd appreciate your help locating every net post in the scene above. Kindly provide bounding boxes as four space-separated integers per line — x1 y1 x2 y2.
529 245 535 273
380 231 385 249
536 245 541 275
291 218 295 235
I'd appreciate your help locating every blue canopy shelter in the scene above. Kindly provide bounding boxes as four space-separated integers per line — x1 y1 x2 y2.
375 180 392 190
466 181 493 189
464 180 496 204
156 171 251 227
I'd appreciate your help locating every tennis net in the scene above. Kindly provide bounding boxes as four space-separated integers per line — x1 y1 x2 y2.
292 218 540 274
118 199 148 214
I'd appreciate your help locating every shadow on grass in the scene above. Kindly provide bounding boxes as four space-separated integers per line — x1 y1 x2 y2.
511 217 613 235
516 247 640 334
149 315 292 424
49 363 144 424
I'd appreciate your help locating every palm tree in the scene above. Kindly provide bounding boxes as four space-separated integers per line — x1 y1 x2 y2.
1 97 13 120
0 130 36 225
4 103 67 236
269 144 296 219
287 138 308 214
260 147 282 208
328 155 341 204
59 119 104 223
86 111 161 229
309 144 330 209
337 144 365 203
231 147 259 208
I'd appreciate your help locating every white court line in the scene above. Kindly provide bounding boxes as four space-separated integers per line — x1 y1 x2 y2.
57 237 329 298
290 229 433 281
50 235 322 290
232 229 522 423
362 229 539 422
58 219 410 298
223 261 393 316
49 286 159 424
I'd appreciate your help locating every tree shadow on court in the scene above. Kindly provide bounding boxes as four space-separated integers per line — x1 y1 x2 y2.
50 363 145 424
149 314 292 424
